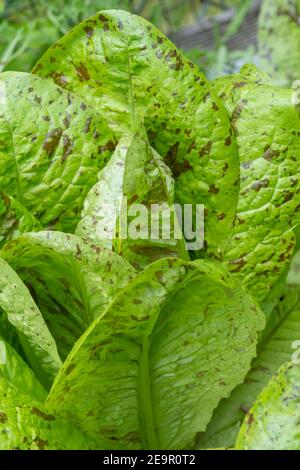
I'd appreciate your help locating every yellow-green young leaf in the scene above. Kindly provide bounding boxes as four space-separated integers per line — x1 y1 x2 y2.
33 10 240 256
0 257 61 388
47 258 264 450
0 339 91 450
258 0 300 87
0 191 41 248
211 66 300 307
0 72 116 232
1 231 135 360
236 362 300 450
76 130 189 270
198 284 300 449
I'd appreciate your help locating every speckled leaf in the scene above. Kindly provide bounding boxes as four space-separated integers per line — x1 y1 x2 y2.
235 63 271 85
211 68 300 306
20 231 137 301
0 393 92 450
198 284 300 449
236 362 300 450
76 131 189 270
0 72 116 232
258 0 300 86
0 337 101 450
0 191 41 248
1 232 135 360
0 381 91 449
47 258 264 450
33 9 240 256
0 257 61 388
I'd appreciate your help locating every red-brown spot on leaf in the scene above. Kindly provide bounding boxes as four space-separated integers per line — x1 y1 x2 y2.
43 128 62 157
75 62 90 82
84 26 94 38
199 141 212 157
225 136 231 146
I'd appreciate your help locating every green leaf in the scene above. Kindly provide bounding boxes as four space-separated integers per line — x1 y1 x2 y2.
0 309 22 357
258 0 300 87
33 9 240 256
0 336 46 402
0 191 41 248
0 337 98 449
47 257 264 450
0 392 91 449
76 130 189 269
287 247 300 286
197 283 300 449
1 231 135 360
236 362 300 450
0 256 61 388
21 231 137 301
236 63 271 85
211 69 300 306
294 223 300 250
0 71 116 232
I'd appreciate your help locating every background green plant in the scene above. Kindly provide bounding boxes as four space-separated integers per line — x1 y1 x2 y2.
0 0 251 75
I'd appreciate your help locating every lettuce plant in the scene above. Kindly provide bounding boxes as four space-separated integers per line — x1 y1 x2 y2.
0 10 300 450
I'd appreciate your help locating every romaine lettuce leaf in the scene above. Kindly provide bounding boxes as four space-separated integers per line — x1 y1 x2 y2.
76 130 189 269
20 231 136 301
0 341 90 450
0 191 41 247
0 71 116 232
0 337 46 402
0 392 91 450
0 337 103 449
211 67 300 306
198 283 300 449
33 10 240 257
46 257 264 450
0 257 61 388
236 362 300 450
1 232 135 360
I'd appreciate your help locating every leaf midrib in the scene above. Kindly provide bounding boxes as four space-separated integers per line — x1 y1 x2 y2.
137 269 199 449
138 332 159 449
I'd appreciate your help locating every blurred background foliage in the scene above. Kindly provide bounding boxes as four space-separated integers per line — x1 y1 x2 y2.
0 0 299 85
258 0 300 87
